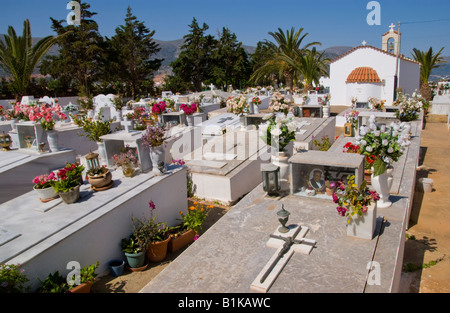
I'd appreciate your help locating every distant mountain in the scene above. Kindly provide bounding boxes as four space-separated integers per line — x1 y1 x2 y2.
0 35 449 80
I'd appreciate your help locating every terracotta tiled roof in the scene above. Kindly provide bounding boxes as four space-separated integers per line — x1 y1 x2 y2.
346 67 381 83
330 45 420 65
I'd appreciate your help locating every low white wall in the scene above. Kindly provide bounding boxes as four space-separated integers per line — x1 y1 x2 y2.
12 167 187 292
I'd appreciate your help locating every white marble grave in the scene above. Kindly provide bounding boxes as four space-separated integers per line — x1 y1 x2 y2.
185 128 270 205
0 149 77 204
0 165 188 292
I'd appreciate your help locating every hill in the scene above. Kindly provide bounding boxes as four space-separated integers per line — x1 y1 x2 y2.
0 35 449 80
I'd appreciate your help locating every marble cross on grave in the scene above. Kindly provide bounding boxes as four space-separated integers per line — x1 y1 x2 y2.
250 222 316 293
121 116 133 133
218 116 234 124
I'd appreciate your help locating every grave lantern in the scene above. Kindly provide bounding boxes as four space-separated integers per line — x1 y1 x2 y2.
277 204 290 233
260 163 281 197
85 152 100 171
0 132 12 151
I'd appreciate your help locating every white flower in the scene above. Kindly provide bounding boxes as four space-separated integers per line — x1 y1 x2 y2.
287 122 297 132
270 127 282 136
361 139 367 146
366 146 373 152
382 139 389 146
380 125 386 133
263 113 274 120
374 130 380 136
387 147 393 153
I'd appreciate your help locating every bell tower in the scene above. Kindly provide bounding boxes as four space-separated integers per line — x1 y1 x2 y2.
382 23 401 56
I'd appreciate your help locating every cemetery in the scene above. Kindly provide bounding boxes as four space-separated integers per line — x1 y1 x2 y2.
0 10 444 294
0 81 427 293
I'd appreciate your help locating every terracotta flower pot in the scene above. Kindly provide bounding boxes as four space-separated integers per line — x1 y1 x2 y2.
68 282 92 293
88 169 112 188
168 229 196 253
146 237 170 262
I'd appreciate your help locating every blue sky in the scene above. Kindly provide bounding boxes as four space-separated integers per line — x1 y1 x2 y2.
1 0 449 56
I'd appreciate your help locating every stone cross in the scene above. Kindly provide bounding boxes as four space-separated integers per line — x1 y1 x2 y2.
121 116 133 133
362 40 367 46
250 223 316 293
389 23 396 32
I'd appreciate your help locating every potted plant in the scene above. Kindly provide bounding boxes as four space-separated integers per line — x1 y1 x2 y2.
32 172 59 202
133 200 171 263
113 146 139 177
37 271 70 293
121 234 146 269
51 163 85 204
141 125 168 173
332 175 380 240
86 165 112 190
73 110 118 162
168 201 211 253
67 261 99 293
0 263 30 293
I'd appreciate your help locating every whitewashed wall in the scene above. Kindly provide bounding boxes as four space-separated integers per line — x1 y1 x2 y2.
329 47 418 107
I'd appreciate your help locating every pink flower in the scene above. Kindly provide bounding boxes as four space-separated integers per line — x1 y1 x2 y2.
149 201 156 210
193 235 200 241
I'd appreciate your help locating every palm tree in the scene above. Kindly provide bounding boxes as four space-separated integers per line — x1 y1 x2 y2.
411 47 447 100
0 19 63 100
298 48 330 93
250 27 320 89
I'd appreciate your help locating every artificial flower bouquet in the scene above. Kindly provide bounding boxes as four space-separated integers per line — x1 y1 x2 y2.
226 95 249 115
180 103 198 115
355 115 411 176
259 114 297 152
269 92 290 115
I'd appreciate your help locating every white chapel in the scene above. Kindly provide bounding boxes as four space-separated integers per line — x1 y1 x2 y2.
329 24 421 107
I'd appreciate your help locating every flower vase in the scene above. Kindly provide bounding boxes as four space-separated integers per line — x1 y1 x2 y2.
10 118 17 131
271 151 290 191
115 110 122 121
346 202 377 240
122 163 135 177
239 115 247 130
186 115 194 127
254 105 260 114
46 130 60 152
371 167 393 209
323 106 330 118
149 145 165 174
34 185 58 202
96 141 107 165
249 102 255 114
59 185 81 204
344 123 354 137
